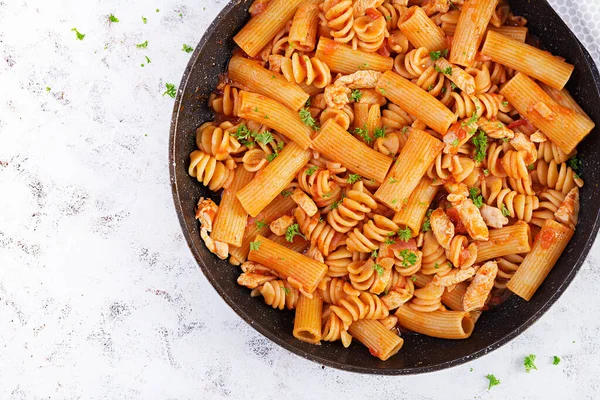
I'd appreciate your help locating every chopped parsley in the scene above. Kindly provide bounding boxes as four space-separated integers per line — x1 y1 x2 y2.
378 88 386 95
472 130 488 163
501 204 510 217
527 164 535 170
502 101 509 106
384 232 396 245
374 126 386 139
428 84 434 91
354 125 372 144
299 108 319 130
254 131 273 145
136 40 148 48
109 14 119 23
330 194 346 210
142 16 147 24
441 87 447 94
350 89 362 102
256 220 267 229
410 276 417 282
385 15 392 21
397 227 412 241
373 263 385 276
46 87 51 92
163 83 177 98
71 28 85 40
399 250 417 268
435 65 453 75
483 169 489 176
422 209 433 232
469 187 483 208
524 354 538 373
568 156 581 172
266 152 278 162
450 82 457 90
452 138 459 147
429 49 448 61
347 173 362 184
502 137 510 142
486 374 500 390
305 166 318 176
182 44 194 53
281 190 292 197
371 249 378 259
389 177 398 184
285 224 306 242
401 126 408 134
283 287 291 295
553 356 561 365
145 56 152 64
249 241 261 251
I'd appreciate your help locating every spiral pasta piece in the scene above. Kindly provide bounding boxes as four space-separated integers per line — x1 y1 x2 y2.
251 280 299 310
537 140 576 164
533 160 583 194
330 292 390 329
445 235 477 269
465 64 492 94
393 47 432 79
486 142 509 178
501 150 530 180
209 84 240 117
295 207 345 256
451 92 501 119
321 305 353 347
320 104 354 130
297 164 343 207
348 258 393 294
421 231 453 275
440 9 460 36
530 189 566 228
495 253 524 289
383 271 415 306
328 182 378 234
280 53 332 88
189 150 235 191
318 276 360 305
408 282 444 312
381 103 415 129
270 20 294 57
353 12 387 53
392 249 422 276
494 189 539 222
321 0 356 47
378 1 405 31
346 214 398 253
414 66 445 97
196 121 243 161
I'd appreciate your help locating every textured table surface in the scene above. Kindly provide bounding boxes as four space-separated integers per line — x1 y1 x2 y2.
1 1 599 399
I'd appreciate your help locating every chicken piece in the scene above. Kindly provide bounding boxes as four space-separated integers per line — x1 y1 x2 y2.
421 0 450 16
430 208 455 249
374 132 400 156
269 215 295 237
510 131 537 164
480 204 508 228
463 261 498 311
379 315 399 330
200 227 229 260
241 261 277 275
530 130 547 143
267 54 284 73
447 193 489 241
433 266 476 287
479 120 515 140
324 83 351 109
195 197 219 232
334 70 382 89
353 0 385 16
306 246 325 263
237 272 277 289
554 187 579 231
443 120 478 154
444 182 469 197
291 188 318 216
356 88 387 105
381 290 412 311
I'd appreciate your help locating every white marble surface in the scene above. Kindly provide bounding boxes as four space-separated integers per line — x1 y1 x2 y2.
1 0 600 399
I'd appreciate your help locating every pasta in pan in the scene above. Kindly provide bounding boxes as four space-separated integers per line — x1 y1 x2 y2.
189 0 594 361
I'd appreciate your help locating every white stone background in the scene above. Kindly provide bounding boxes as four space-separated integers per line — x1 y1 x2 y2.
1 0 599 399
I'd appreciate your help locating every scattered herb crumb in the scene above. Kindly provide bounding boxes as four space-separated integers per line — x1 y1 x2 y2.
553 356 561 365
486 374 500 390
163 83 177 98
46 87 51 92
136 40 148 48
109 14 119 23
524 354 538 373
142 16 147 24
71 28 85 40
182 44 194 53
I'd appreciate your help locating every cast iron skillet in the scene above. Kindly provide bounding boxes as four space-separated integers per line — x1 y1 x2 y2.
169 0 600 374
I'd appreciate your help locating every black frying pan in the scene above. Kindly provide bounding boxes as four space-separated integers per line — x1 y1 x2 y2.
169 0 600 374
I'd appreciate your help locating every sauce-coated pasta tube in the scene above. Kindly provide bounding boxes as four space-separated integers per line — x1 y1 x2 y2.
288 0 320 52
237 91 313 149
507 219 574 301
212 168 255 246
237 142 311 217
450 0 498 67
375 128 443 211
293 293 323 344
376 70 456 135
347 319 404 361
395 305 475 339
229 195 297 265
234 0 304 57
538 82 590 118
500 73 595 154
475 222 532 263
482 31 574 89
487 25 528 42
315 37 393 74
398 6 446 51
229 56 309 112
393 177 438 236
248 235 328 295
311 119 393 184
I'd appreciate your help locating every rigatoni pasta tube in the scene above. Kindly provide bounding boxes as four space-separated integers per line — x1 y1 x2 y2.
539 82 590 119
293 293 323 344
311 119 393 184
487 25 528 42
212 168 255 247
475 222 532 263
234 0 304 57
398 6 445 51
482 31 574 89
376 70 456 135
500 73 595 154
507 220 574 301
237 91 313 149
315 37 393 74
393 177 438 236
229 56 309 112
449 0 498 67
229 195 297 265
248 235 327 295
237 142 311 217
375 128 443 211
288 0 320 52
347 319 404 361
395 305 475 339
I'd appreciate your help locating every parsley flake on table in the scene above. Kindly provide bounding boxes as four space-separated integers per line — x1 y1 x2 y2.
285 224 306 242
163 83 177 98
142 16 147 24
553 356 561 365
46 87 51 92
109 14 119 23
524 354 538 373
182 44 194 53
249 241 261 251
71 28 85 40
347 173 361 184
136 40 148 48
486 374 500 390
